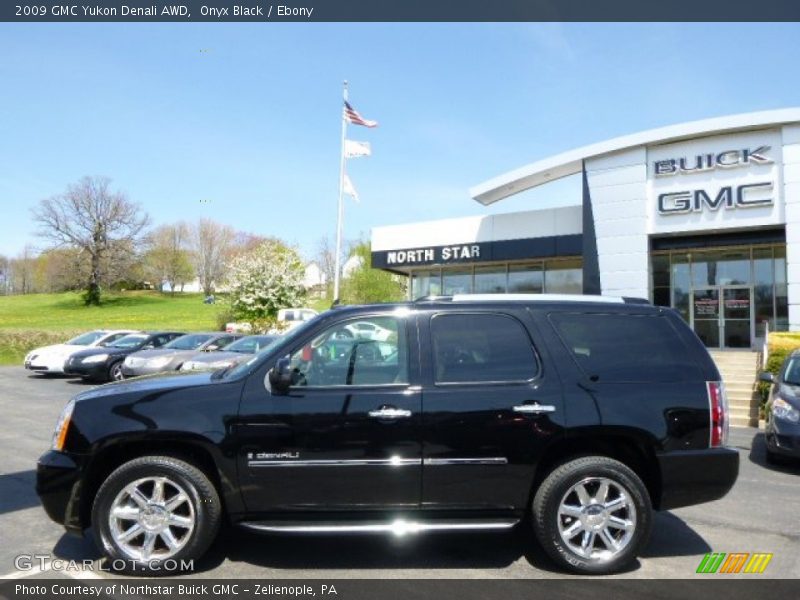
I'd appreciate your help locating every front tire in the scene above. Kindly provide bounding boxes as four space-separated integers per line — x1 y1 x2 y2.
92 456 221 575
532 456 652 575
108 361 125 382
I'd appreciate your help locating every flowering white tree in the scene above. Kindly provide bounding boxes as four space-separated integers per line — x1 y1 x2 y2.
227 239 306 326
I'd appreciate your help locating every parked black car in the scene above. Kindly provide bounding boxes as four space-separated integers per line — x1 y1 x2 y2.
760 350 800 464
63 331 185 382
37 295 738 575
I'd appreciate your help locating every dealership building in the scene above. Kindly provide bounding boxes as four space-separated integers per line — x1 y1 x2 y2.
371 108 800 349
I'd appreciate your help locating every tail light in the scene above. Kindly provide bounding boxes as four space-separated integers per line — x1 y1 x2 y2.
707 381 729 447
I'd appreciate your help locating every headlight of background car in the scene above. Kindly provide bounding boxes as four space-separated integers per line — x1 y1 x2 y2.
52 399 75 451
82 353 109 363
147 356 174 368
774 398 800 423
210 360 234 369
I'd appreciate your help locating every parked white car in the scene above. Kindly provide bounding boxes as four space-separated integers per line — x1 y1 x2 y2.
24 330 137 375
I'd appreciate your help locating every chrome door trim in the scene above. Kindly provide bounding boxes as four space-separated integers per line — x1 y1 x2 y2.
240 519 519 534
424 457 508 465
248 457 421 468
512 402 556 414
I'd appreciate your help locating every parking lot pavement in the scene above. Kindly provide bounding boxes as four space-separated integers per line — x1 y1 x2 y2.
1 364 798 580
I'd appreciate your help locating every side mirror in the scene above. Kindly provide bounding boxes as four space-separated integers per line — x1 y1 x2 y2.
759 372 775 384
268 357 293 394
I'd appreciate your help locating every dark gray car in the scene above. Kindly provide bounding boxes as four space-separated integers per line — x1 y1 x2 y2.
120 332 241 377
179 334 280 372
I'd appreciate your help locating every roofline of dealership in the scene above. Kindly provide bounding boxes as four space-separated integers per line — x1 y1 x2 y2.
469 107 800 206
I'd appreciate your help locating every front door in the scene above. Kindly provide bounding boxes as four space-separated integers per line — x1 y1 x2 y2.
236 312 422 512
691 286 753 348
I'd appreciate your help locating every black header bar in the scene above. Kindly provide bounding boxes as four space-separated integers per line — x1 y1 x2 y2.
3 1 800 22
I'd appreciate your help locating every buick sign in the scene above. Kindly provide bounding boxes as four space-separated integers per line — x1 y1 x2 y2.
654 146 773 177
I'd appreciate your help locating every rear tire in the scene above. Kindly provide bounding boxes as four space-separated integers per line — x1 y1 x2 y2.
108 361 125 382
92 455 221 575
532 456 652 575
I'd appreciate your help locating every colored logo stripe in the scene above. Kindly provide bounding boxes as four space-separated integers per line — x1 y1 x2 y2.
744 553 773 574
697 553 726 573
696 552 773 574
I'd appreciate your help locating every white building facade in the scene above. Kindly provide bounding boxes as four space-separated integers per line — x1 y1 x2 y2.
371 108 800 349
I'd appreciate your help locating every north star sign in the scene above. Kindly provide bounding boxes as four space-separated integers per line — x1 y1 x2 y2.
655 145 775 215
386 245 481 266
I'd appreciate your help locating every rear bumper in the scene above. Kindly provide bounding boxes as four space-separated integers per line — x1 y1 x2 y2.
656 447 739 510
36 450 85 534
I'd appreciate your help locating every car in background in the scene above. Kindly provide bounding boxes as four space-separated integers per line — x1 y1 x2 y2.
180 334 281 372
760 350 800 465
24 330 137 375
121 332 241 378
63 332 185 382
226 308 319 334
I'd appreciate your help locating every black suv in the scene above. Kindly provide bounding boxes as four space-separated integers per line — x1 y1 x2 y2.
37 295 738 575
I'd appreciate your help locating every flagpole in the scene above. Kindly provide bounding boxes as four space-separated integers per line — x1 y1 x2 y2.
333 80 348 304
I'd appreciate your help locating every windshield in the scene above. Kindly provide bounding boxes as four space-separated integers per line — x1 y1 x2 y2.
783 357 800 385
165 334 214 350
226 335 280 354
109 334 148 348
222 314 324 379
67 331 105 346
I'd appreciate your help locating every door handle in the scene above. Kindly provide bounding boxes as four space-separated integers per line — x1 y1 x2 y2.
368 407 412 419
512 402 556 415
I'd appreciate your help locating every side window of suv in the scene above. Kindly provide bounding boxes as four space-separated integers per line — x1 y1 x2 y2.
431 313 538 384
288 316 408 387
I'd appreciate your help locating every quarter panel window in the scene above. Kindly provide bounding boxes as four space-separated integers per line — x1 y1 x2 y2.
288 316 408 387
549 312 701 382
431 313 538 384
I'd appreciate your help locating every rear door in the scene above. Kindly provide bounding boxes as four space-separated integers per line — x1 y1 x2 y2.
419 308 565 510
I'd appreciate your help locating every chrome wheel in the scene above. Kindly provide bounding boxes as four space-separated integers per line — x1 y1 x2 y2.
557 476 636 563
108 476 195 561
110 363 124 381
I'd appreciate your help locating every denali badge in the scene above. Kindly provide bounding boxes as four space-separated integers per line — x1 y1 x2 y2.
654 146 773 177
247 452 300 460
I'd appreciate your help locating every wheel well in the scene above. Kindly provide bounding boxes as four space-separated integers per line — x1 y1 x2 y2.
79 440 223 529
531 434 661 509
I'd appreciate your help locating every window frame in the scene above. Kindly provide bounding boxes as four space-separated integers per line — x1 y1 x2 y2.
279 312 413 390
428 311 541 387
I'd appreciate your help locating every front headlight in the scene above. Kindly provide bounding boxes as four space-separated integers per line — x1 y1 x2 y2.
147 356 174 368
52 399 75 451
82 353 109 364
774 398 800 423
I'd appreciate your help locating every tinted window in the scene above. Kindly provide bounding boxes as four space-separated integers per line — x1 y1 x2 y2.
288 316 408 387
109 334 148 348
431 313 537 384
67 331 106 346
166 334 213 350
549 312 700 382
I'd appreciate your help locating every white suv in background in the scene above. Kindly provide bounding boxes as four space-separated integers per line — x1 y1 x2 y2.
24 330 137 375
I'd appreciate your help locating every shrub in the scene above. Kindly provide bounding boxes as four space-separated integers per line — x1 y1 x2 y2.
0 330 84 364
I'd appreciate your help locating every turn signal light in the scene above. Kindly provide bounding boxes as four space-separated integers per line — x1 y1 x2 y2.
707 381 729 448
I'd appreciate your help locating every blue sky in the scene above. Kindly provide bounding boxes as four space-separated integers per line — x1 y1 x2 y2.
1 22 799 259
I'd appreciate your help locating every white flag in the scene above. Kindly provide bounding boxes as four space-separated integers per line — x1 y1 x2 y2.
343 173 360 203
344 139 371 158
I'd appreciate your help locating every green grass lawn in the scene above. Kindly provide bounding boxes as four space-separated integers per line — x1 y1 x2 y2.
0 291 225 365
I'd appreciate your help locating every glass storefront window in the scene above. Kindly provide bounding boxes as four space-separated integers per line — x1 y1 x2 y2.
544 259 582 294
410 270 441 298
671 254 691 322
474 266 507 293
775 246 788 331
508 265 543 293
753 248 774 336
690 249 751 287
442 268 472 295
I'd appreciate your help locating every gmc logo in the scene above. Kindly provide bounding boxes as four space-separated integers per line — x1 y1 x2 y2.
658 182 773 214
654 146 773 176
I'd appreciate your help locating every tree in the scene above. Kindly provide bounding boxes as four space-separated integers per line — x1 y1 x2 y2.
32 176 149 305
191 219 235 296
341 241 407 304
145 223 195 294
315 235 358 296
226 239 306 329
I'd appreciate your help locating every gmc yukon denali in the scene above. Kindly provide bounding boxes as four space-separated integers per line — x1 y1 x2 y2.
36 294 739 575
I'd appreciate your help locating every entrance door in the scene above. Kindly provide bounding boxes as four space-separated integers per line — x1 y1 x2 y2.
691 286 753 348
722 287 752 348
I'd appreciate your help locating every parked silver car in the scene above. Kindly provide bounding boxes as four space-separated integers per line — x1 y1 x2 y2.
180 334 281 371
120 332 241 377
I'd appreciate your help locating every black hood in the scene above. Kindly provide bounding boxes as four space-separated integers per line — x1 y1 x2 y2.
70 346 137 359
74 370 216 402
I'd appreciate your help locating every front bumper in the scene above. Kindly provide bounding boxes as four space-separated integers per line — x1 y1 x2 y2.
765 415 800 458
656 447 739 510
36 450 85 534
63 359 108 379
24 357 66 373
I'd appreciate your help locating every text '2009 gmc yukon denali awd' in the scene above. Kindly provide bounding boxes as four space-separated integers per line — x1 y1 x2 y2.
36 294 739 575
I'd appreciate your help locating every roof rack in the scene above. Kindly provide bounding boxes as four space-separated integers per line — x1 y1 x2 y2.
414 293 650 305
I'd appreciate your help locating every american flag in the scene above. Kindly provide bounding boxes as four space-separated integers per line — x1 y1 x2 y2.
344 101 378 128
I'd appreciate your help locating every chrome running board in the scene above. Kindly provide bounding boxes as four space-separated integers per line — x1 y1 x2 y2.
239 518 519 535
